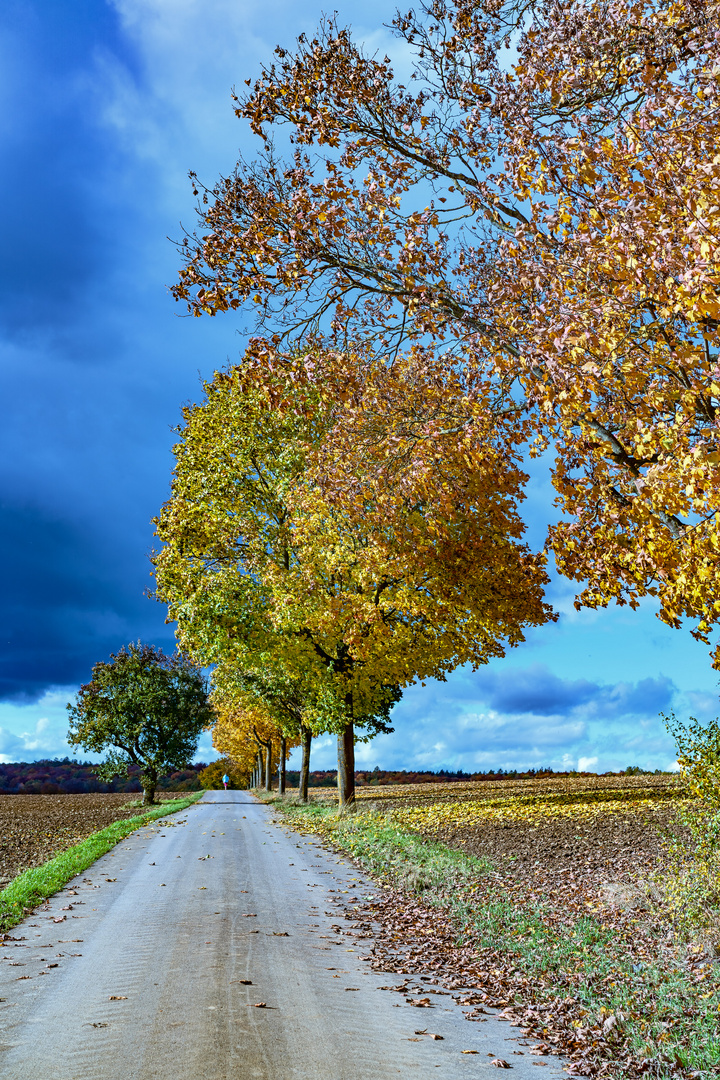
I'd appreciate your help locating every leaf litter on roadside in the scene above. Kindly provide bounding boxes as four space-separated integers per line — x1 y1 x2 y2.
276 774 719 1080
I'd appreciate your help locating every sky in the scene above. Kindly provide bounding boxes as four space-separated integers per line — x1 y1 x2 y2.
0 0 716 774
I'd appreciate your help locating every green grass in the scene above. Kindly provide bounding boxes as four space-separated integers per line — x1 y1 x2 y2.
0 792 204 932
271 797 720 1079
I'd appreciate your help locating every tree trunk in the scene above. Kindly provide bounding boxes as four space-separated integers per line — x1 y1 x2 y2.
279 736 287 795
337 723 355 809
264 740 272 791
299 725 311 803
142 770 158 806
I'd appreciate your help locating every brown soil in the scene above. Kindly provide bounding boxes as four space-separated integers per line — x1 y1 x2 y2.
0 793 183 887
439 805 679 885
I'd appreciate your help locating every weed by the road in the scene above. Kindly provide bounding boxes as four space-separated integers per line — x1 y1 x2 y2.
0 793 203 932
268 797 720 1079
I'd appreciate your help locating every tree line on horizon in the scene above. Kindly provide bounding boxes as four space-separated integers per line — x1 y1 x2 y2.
0 758 206 796
0 759 672 796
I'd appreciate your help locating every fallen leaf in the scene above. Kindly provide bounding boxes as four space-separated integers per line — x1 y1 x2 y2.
491 1059 512 1069
462 1050 479 1054
46 963 58 968
430 1033 444 1040
105 878 116 883
242 913 258 918
345 987 360 991
249 1002 267 1008
109 995 127 1001
272 931 289 937
52 917 66 923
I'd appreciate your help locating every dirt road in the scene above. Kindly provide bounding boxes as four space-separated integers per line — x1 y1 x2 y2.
0 791 566 1079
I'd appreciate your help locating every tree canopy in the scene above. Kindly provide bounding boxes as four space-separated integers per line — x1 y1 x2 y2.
67 642 214 805
152 353 553 803
173 0 720 661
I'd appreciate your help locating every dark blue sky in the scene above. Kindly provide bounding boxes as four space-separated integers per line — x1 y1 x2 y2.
0 0 715 768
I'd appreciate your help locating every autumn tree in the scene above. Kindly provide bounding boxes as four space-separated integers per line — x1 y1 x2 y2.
199 756 248 789
211 693 289 791
67 643 214 805
153 355 553 805
174 0 720 661
211 662 308 795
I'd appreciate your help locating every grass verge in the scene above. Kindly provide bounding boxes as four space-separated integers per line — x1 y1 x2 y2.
267 795 720 1080
0 792 203 932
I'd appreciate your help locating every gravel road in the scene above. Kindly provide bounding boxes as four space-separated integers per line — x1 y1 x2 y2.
0 791 566 1079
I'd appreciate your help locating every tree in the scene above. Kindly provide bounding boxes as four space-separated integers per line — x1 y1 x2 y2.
665 711 720 811
212 663 315 799
199 757 248 789
153 354 554 805
212 658 401 799
210 688 296 791
67 643 214 805
173 0 720 662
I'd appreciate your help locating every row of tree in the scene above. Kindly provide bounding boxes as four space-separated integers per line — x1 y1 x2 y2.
75 1 720 790
151 359 552 804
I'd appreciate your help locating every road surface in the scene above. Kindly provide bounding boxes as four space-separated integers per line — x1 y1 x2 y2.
0 791 566 1079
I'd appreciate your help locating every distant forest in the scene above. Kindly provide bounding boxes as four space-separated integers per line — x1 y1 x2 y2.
282 765 659 788
0 760 665 795
0 759 206 795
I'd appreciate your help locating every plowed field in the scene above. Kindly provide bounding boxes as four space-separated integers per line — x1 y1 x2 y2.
310 773 684 889
0 794 185 887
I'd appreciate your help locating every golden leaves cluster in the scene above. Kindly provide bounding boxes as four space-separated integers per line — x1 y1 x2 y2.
153 348 554 735
174 0 720 661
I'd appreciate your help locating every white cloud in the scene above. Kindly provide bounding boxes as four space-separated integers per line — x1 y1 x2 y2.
0 686 217 765
0 688 78 761
287 662 691 774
